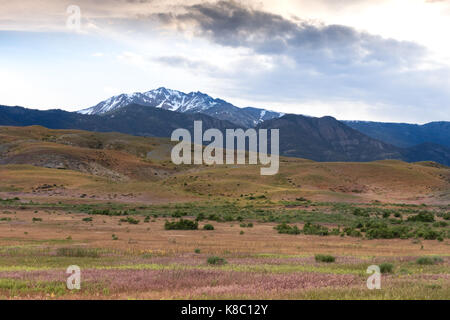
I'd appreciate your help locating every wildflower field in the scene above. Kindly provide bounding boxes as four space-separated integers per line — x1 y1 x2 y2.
0 198 448 299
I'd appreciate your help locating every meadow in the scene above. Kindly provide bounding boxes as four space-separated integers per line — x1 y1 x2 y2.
0 197 448 299
0 126 448 299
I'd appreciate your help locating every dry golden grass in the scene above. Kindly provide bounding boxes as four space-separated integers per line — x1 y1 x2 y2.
0 209 448 257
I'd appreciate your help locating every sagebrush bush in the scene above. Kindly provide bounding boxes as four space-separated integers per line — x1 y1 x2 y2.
303 222 329 236
379 263 394 274
119 216 140 224
315 254 335 263
416 256 443 265
203 224 214 230
407 212 435 222
207 256 227 265
274 223 301 235
164 219 198 230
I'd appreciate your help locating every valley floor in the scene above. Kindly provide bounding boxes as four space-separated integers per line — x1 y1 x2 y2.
0 198 448 300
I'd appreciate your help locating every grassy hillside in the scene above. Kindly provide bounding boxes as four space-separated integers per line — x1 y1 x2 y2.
0 126 449 204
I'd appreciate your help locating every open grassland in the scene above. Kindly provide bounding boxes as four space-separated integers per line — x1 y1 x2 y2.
0 198 448 300
0 126 449 299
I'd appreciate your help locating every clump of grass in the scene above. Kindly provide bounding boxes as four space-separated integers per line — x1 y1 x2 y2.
207 256 227 265
56 247 99 258
379 263 394 274
194 248 201 254
203 224 214 230
120 217 139 224
164 219 198 230
112 234 119 240
82 217 93 222
416 256 443 265
274 223 301 235
315 254 335 263
32 217 42 222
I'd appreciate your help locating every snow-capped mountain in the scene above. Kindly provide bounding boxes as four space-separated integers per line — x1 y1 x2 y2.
78 87 284 127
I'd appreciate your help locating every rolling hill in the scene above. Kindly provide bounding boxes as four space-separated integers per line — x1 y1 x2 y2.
0 126 449 204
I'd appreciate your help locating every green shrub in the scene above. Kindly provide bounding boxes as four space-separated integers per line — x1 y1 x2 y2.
194 248 201 254
416 256 443 265
82 217 93 222
32 217 42 222
380 263 394 274
120 217 140 224
164 219 198 230
171 210 185 218
112 234 119 240
352 208 369 217
274 223 301 235
203 224 214 230
89 209 128 216
407 212 435 222
315 254 335 263
343 227 362 237
433 221 448 227
240 223 253 228
414 227 442 240
363 221 411 239
303 222 329 236
207 256 227 265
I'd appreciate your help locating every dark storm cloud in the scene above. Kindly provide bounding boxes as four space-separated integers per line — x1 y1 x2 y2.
145 0 450 123
155 0 425 69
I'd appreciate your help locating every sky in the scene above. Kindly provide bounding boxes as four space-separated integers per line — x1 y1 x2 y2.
1 0 450 123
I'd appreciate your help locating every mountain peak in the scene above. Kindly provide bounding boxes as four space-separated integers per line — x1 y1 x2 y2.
77 88 285 127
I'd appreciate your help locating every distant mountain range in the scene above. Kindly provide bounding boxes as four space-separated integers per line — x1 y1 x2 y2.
79 87 284 128
344 121 450 149
0 104 237 137
1 87 450 166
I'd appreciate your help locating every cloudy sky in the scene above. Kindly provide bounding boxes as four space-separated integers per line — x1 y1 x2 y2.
1 0 450 123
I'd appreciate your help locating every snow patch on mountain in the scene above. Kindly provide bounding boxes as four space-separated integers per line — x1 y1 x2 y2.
78 87 286 127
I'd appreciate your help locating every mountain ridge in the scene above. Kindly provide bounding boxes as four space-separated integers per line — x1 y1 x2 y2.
1 103 450 165
79 87 284 128
344 120 450 149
